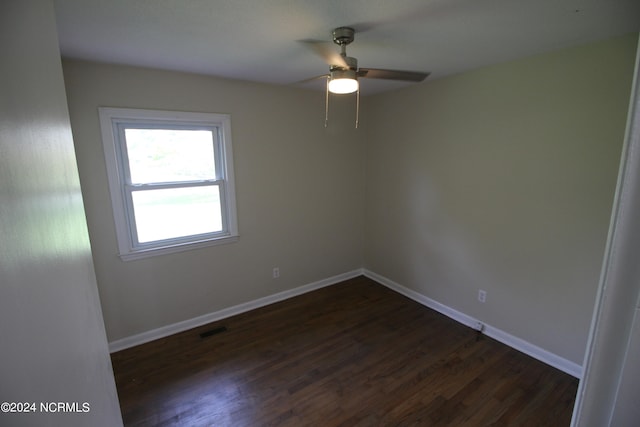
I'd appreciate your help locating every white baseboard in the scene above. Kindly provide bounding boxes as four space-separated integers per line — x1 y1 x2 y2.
363 269 583 379
108 269 364 353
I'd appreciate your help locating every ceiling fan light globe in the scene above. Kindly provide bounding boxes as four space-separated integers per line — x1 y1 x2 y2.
328 78 359 94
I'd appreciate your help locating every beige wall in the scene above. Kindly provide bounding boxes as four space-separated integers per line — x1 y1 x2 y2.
364 33 637 364
0 1 122 425
63 60 365 342
64 34 636 367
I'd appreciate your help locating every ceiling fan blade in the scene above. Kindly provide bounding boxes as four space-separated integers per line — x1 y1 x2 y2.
299 39 348 68
357 68 430 82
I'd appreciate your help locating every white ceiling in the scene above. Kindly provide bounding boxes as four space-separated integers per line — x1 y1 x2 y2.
53 0 640 95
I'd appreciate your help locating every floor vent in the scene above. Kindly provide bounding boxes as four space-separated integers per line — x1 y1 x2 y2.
199 326 228 339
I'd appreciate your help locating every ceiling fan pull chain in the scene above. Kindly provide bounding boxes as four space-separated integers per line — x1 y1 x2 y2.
355 87 360 129
324 76 330 128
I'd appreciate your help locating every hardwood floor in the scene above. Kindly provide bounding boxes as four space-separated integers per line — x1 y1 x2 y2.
111 276 578 426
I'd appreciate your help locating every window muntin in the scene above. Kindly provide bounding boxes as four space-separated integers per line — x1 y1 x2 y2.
99 108 238 260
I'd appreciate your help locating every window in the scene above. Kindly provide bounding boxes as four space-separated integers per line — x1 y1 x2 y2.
99 108 238 260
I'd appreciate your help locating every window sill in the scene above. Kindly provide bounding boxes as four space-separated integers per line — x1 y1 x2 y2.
118 235 239 261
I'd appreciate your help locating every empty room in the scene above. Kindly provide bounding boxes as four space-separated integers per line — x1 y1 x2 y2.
2 0 640 426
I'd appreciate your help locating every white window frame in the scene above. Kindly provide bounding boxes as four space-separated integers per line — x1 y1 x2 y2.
98 107 238 261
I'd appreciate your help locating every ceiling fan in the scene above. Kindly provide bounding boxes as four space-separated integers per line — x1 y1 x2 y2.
302 27 430 128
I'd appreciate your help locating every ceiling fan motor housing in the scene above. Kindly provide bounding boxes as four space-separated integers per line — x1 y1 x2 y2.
331 55 357 71
330 68 357 81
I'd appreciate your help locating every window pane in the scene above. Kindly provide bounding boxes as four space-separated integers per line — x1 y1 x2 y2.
132 186 222 243
125 128 216 183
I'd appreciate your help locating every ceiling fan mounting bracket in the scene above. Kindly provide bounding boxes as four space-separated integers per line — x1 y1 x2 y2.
332 27 355 47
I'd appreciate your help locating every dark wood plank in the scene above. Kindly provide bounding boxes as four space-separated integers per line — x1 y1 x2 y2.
111 276 578 426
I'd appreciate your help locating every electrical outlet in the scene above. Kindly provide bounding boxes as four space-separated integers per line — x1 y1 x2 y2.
272 267 280 279
478 290 487 303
